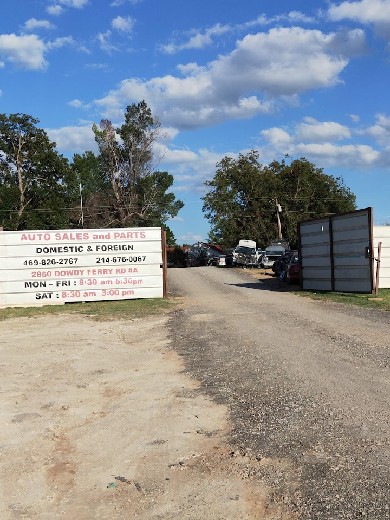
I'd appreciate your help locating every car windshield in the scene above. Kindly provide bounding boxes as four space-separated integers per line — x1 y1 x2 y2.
237 246 255 255
266 249 284 256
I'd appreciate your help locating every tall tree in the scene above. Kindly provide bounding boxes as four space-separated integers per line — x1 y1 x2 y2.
0 113 71 230
202 152 356 248
274 157 356 246
91 101 183 232
68 151 113 229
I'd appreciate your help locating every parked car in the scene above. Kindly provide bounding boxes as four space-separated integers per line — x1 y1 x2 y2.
207 249 227 266
286 253 300 284
235 245 258 267
260 245 286 268
223 248 236 267
186 245 207 266
272 250 298 278
232 240 256 266
256 249 265 264
186 242 230 267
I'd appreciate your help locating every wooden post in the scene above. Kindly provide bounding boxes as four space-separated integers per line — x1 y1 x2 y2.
375 242 382 297
161 228 168 298
275 198 282 239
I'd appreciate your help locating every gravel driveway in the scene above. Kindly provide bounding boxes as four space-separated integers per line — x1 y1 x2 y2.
168 266 390 519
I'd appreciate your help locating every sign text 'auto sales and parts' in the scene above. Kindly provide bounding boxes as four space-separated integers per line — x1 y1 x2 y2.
0 227 164 307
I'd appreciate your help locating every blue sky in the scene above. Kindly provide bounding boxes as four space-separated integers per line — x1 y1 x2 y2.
1 0 390 244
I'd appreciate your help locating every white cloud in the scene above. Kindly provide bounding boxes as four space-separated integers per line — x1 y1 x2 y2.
23 18 55 31
160 23 231 54
294 142 380 166
295 117 351 142
46 36 75 49
94 27 361 129
280 11 316 24
46 125 97 154
0 34 47 70
176 62 205 76
160 146 233 194
159 147 199 165
326 28 367 56
261 128 292 148
46 0 89 15
111 16 135 33
55 0 89 7
158 126 179 142
86 62 109 70
67 99 84 108
364 114 390 148
178 232 205 244
47 5 63 15
97 30 118 53
160 12 317 55
328 0 390 37
222 28 349 97
260 117 382 167
110 0 142 5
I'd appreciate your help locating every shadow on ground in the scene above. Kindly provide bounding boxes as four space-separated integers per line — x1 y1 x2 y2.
228 268 300 293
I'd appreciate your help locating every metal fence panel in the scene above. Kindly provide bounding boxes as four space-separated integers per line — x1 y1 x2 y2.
299 208 373 293
373 226 390 289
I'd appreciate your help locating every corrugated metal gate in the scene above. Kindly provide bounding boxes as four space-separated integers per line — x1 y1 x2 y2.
299 208 374 293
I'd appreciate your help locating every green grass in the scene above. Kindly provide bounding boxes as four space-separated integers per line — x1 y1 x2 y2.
0 297 178 321
295 288 390 311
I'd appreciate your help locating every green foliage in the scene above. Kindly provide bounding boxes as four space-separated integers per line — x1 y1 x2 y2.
0 297 176 321
297 289 390 311
164 226 177 247
0 106 183 243
91 101 183 233
0 113 71 230
136 171 184 227
68 151 115 228
203 152 356 248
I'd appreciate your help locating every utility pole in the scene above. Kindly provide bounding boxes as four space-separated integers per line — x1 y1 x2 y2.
275 198 282 239
79 182 84 228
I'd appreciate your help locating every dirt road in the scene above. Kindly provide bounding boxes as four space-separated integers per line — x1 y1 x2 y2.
168 266 390 519
1 266 389 519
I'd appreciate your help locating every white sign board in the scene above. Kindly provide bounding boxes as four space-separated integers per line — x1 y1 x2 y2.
0 227 164 307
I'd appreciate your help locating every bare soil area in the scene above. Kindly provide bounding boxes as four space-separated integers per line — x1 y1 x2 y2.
0 312 290 520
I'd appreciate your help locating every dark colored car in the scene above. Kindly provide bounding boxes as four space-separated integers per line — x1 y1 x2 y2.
286 254 300 284
207 249 227 266
186 242 227 267
223 248 236 267
260 245 286 268
272 250 298 278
